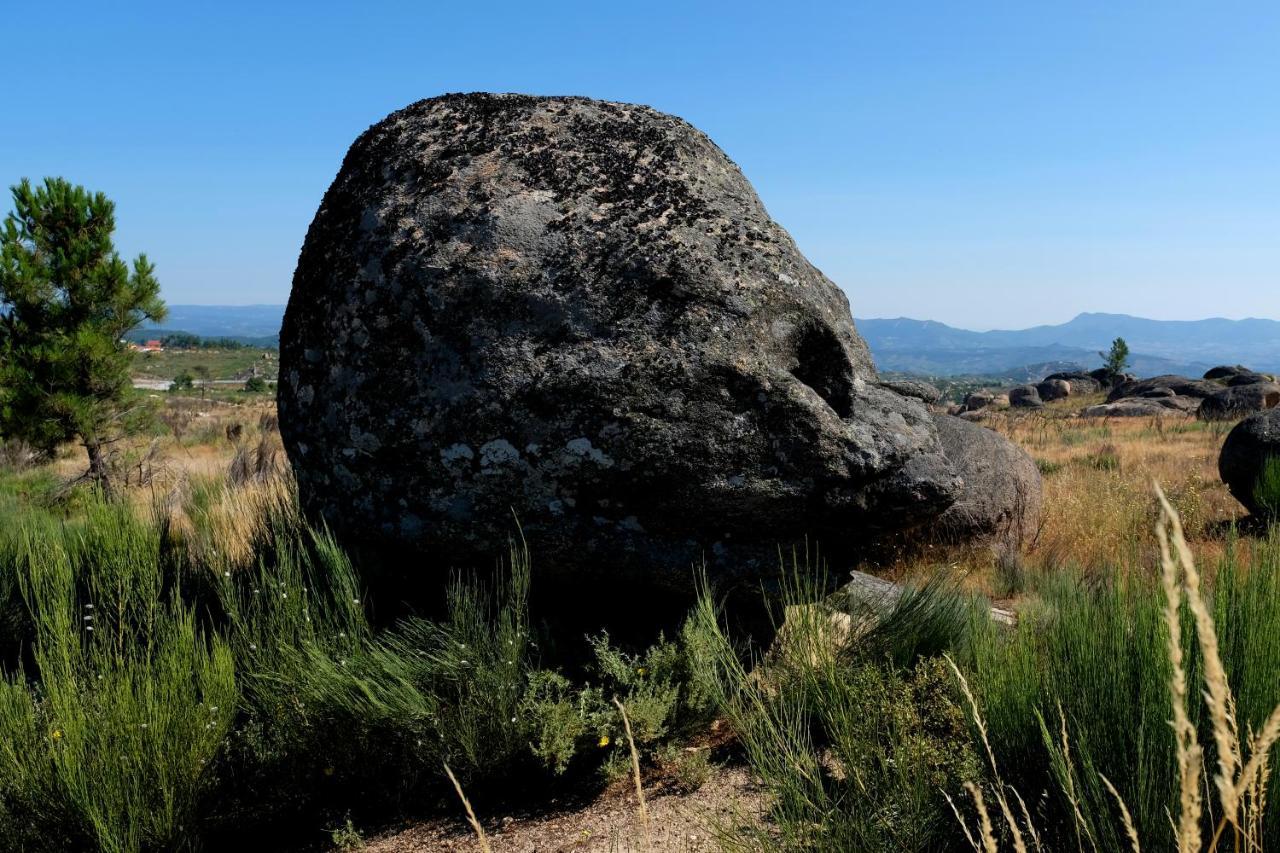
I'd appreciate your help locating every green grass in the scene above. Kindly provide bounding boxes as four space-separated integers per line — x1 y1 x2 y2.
7 468 1280 851
0 485 721 850
1253 456 1280 517
130 347 278 382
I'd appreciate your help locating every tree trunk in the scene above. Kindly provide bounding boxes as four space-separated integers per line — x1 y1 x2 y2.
85 440 115 500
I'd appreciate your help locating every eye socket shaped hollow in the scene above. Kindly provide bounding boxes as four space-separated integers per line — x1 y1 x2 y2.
789 322 854 418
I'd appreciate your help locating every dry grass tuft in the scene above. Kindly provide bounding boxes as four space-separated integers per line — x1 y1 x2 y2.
614 696 653 852
443 763 493 853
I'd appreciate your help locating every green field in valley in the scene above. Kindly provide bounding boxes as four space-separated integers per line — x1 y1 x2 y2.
130 347 279 382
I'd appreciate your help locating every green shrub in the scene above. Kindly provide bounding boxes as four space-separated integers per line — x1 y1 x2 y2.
686 571 983 851
1035 458 1064 476
0 504 236 852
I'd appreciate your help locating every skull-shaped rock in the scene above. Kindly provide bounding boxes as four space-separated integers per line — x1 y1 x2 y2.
280 93 961 586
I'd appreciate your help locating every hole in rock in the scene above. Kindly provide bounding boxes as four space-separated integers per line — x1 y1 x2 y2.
790 322 854 418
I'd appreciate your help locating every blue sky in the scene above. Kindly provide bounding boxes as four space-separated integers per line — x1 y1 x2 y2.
3 1 1278 329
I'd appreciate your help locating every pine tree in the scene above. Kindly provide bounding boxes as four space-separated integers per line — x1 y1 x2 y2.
1099 337 1131 380
0 178 166 496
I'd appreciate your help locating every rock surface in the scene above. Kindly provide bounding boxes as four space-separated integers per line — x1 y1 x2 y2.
279 93 962 584
1219 408 1280 516
928 414 1042 553
1008 385 1043 409
1199 383 1280 422
1036 378 1071 401
1045 371 1102 395
1227 371 1274 387
1205 365 1254 381
963 391 994 412
877 378 942 404
1107 375 1220 402
1081 399 1194 418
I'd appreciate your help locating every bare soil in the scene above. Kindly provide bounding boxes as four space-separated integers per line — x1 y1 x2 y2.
362 765 769 853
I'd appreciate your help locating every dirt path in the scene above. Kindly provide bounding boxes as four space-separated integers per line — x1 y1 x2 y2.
363 765 769 852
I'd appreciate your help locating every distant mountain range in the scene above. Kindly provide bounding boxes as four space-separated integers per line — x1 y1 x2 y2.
137 305 286 346
142 306 1280 379
856 313 1280 377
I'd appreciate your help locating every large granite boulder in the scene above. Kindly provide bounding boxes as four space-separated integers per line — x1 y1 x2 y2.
1219 409 1280 516
1107 375 1220 402
1199 383 1280 422
279 93 962 585
929 415 1042 553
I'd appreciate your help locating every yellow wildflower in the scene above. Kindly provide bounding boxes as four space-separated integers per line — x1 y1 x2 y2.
51 729 63 741
598 735 610 747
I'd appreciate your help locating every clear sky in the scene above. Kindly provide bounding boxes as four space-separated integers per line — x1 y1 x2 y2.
3 1 1278 329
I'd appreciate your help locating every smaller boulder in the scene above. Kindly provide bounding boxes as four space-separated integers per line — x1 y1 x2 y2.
1227 372 1274 387
991 394 1011 409
1198 383 1280 421
1036 379 1072 402
1009 385 1044 409
930 414 1042 553
1205 365 1254 381
1139 387 1177 398
1219 408 1280 516
963 391 994 412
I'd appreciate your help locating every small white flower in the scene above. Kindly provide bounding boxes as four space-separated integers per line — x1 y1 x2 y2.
85 604 94 610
